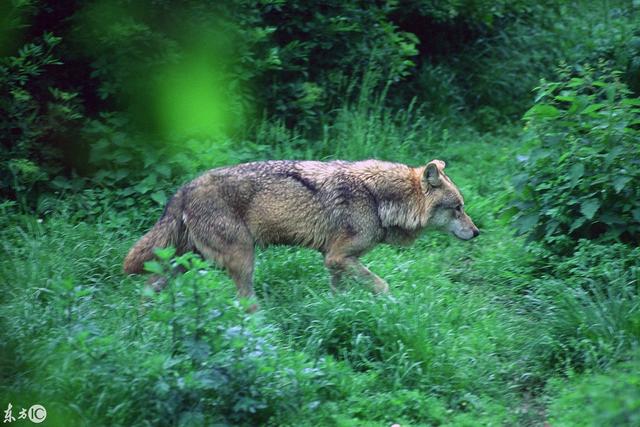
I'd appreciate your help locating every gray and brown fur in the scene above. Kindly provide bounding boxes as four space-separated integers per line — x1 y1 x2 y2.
124 159 479 304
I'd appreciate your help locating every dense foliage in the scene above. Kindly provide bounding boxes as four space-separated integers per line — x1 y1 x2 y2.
3 0 638 204
1 0 639 426
510 65 640 253
0 32 84 203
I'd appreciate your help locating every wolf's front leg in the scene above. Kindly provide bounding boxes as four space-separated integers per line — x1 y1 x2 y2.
346 257 389 294
325 254 389 294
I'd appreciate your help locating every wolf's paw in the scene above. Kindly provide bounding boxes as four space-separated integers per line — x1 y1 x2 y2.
148 275 169 291
373 279 390 294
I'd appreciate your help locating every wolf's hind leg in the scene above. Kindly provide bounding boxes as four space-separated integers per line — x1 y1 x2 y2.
191 237 256 297
330 256 388 294
324 257 345 293
198 242 258 313
187 213 257 305
224 246 256 299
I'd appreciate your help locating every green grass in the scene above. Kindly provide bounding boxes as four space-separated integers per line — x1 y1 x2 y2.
1 117 638 426
546 358 640 427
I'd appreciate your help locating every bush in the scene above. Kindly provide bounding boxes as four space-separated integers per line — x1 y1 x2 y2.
508 65 640 254
457 0 640 120
0 32 85 202
137 250 340 425
1 0 423 207
547 357 640 427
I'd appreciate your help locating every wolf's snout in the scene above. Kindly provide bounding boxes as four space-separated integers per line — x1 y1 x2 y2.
472 228 480 238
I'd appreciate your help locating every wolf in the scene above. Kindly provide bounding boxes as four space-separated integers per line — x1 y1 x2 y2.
124 159 479 303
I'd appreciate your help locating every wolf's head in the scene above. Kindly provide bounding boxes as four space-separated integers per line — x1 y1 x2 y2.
422 160 479 240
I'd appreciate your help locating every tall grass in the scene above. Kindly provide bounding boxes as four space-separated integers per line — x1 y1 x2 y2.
245 68 445 163
526 242 640 373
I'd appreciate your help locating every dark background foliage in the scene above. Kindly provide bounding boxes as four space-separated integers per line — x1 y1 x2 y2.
6 0 637 204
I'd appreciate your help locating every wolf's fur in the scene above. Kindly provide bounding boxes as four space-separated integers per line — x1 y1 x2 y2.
124 159 479 301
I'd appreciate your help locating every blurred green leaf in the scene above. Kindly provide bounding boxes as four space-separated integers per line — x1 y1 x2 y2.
514 213 539 233
150 191 167 206
612 175 631 193
524 104 561 119
154 246 176 260
580 199 600 220
568 163 585 186
144 260 164 274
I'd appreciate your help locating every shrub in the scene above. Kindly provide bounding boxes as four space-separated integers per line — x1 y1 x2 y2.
547 357 640 427
0 32 85 202
457 0 640 120
137 250 331 425
508 65 640 254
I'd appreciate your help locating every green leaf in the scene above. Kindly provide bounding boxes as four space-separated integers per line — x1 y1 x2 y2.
113 151 133 163
134 182 151 194
600 211 625 224
568 96 587 114
156 164 171 177
61 277 75 291
580 199 600 220
612 175 631 193
568 77 584 88
74 288 93 298
554 95 575 102
151 191 167 206
581 103 605 115
524 104 561 120
530 148 552 161
569 216 587 232
621 98 640 106
154 247 176 260
631 208 640 222
568 163 584 186
144 260 164 274
512 173 530 190
514 213 539 234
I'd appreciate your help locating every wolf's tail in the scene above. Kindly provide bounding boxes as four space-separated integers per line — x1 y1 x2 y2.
123 192 186 274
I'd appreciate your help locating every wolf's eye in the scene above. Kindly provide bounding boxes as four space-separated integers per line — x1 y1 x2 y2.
455 205 462 213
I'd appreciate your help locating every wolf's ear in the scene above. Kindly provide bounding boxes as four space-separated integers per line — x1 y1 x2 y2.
424 162 441 187
430 159 446 170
